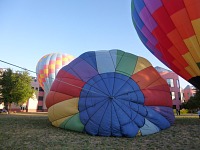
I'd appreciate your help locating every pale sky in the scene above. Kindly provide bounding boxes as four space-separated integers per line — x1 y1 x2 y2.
0 0 191 88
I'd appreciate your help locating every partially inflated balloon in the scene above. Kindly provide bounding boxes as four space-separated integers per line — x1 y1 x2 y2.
131 0 200 88
46 49 175 137
36 53 74 93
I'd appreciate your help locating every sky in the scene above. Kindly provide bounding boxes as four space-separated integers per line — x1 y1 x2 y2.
0 0 191 88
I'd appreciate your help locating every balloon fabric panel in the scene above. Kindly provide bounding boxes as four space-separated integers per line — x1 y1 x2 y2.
45 50 175 137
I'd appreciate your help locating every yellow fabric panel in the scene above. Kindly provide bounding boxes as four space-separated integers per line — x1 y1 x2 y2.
192 18 200 47
48 98 79 122
185 66 196 77
49 64 55 69
184 36 200 62
183 53 200 76
56 60 62 65
51 116 71 127
132 56 152 75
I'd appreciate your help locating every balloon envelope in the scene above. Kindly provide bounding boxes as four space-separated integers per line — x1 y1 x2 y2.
46 49 175 137
36 53 74 93
131 0 200 89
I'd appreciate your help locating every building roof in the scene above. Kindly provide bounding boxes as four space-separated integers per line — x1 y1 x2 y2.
184 85 195 90
154 66 172 73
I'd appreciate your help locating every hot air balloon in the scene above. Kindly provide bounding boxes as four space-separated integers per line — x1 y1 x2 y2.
131 0 200 89
45 50 175 137
36 53 74 93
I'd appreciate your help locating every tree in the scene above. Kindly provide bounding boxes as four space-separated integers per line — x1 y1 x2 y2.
182 89 200 111
0 69 34 112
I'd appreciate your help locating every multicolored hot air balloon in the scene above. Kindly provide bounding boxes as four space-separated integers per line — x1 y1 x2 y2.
131 0 200 89
46 50 175 137
36 53 74 93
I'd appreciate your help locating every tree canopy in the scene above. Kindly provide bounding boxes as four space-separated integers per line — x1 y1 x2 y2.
0 69 34 111
182 90 200 111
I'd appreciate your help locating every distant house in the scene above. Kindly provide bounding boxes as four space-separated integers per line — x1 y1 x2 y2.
155 66 182 110
183 85 196 102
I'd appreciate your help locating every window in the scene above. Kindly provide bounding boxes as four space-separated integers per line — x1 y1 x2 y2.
170 92 176 100
35 87 38 91
176 80 180 88
39 87 44 91
178 92 181 100
37 106 43 110
187 93 190 98
38 96 43 101
167 79 174 87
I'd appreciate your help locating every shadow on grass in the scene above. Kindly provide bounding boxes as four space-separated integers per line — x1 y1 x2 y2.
0 113 200 150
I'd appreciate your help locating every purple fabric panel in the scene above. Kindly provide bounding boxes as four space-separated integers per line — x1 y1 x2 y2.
139 7 157 32
71 59 98 82
62 57 98 82
141 26 157 46
144 0 163 14
149 106 175 125
146 41 162 58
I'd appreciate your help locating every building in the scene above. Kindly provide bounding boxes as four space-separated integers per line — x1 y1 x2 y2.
155 66 181 110
183 85 196 102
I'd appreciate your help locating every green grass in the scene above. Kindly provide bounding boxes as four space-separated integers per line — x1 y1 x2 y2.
0 113 200 150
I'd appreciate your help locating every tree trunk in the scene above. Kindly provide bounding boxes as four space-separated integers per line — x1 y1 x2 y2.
8 103 11 114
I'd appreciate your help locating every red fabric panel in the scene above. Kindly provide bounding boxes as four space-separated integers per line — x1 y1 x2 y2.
162 0 185 15
146 78 169 91
184 0 200 20
143 90 172 107
46 69 85 108
45 91 73 108
152 6 175 33
50 70 85 97
153 27 173 50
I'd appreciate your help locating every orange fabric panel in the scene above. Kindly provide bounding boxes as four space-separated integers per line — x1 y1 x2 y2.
167 29 188 55
171 9 195 39
46 91 73 108
179 69 192 80
184 0 200 20
167 46 188 68
131 66 160 89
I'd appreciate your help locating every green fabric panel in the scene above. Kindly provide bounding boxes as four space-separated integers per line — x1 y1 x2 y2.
59 113 84 132
116 51 138 76
116 50 125 70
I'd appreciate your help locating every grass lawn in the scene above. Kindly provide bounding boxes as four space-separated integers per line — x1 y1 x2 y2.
0 113 200 150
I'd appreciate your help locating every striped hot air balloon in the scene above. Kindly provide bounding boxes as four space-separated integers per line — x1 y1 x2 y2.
36 53 74 94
